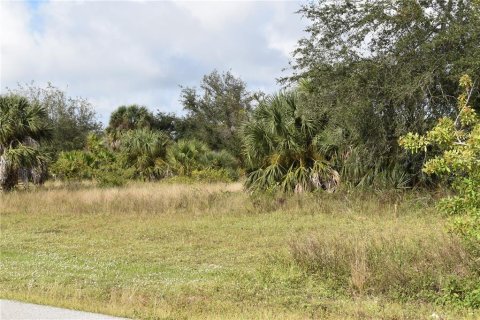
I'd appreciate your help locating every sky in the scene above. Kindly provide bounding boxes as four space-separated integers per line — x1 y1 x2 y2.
0 0 307 124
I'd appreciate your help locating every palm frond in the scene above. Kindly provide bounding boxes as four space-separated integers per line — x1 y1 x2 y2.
243 91 338 193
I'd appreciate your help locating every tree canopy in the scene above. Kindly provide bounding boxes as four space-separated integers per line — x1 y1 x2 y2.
8 83 101 155
180 70 255 160
285 0 480 185
107 105 158 135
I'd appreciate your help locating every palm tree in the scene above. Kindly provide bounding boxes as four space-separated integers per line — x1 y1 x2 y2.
166 139 211 176
119 128 170 180
242 91 339 193
0 95 51 191
106 105 158 148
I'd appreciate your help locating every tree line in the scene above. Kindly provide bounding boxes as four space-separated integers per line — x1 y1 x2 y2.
1 70 250 189
1 0 479 192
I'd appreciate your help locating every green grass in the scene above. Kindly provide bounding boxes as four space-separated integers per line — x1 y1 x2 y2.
1 182 478 319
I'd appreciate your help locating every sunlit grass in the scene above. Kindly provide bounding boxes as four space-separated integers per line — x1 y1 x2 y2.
1 182 478 319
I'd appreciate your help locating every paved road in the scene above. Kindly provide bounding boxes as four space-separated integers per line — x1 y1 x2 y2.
0 300 128 320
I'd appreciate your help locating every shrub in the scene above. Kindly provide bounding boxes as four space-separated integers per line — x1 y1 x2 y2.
166 139 239 179
190 168 233 183
94 164 127 187
52 133 127 187
118 128 170 181
400 75 480 308
400 75 480 255
166 139 210 176
51 150 94 180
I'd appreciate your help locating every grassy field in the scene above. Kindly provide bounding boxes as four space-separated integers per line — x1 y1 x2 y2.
1 182 479 319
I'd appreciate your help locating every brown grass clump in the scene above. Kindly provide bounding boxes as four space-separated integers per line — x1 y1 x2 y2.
290 228 477 299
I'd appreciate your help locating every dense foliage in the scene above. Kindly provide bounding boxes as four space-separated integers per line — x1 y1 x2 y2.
8 83 101 155
2 2 479 194
106 105 159 146
51 134 126 187
285 0 480 186
243 92 339 192
179 70 255 160
401 75 480 256
165 139 239 181
0 95 51 190
118 129 170 181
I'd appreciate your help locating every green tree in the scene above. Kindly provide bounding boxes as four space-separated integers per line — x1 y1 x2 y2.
8 83 101 156
180 70 255 160
155 111 180 139
243 91 339 193
0 95 51 191
400 75 479 255
286 0 480 185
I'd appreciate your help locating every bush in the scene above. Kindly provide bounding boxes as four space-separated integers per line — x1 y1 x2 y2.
166 139 210 176
166 139 239 180
94 166 127 187
400 75 480 254
51 150 94 180
399 75 480 307
190 168 233 183
243 92 339 193
118 128 170 181
51 134 127 187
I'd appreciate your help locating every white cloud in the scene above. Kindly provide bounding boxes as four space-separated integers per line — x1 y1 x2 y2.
0 0 306 124
175 1 255 29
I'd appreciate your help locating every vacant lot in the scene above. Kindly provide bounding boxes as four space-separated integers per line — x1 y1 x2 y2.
1 182 478 319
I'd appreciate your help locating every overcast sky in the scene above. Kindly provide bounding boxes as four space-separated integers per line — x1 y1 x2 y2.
0 0 307 124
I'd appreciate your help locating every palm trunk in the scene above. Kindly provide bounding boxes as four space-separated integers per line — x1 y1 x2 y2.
0 155 8 187
0 155 18 191
31 164 47 185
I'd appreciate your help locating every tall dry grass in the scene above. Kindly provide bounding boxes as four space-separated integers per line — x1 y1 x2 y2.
290 229 479 300
1 180 437 217
0 181 244 215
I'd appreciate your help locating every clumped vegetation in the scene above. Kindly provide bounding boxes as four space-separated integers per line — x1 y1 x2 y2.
0 95 51 190
106 104 161 147
51 134 126 187
243 91 339 192
179 70 256 160
286 0 480 187
8 83 101 155
117 128 170 181
1 0 479 318
2 1 478 189
401 75 480 260
165 139 239 182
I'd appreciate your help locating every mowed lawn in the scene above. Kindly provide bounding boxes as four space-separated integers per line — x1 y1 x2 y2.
0 182 478 319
